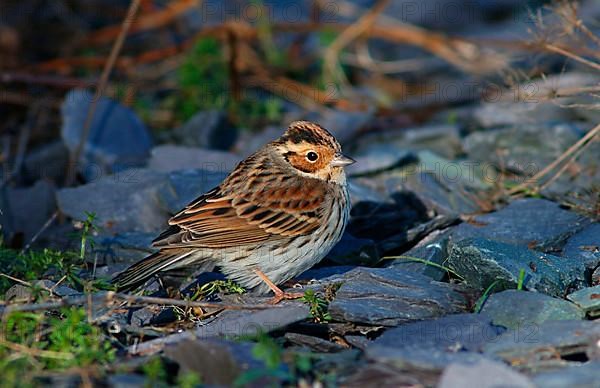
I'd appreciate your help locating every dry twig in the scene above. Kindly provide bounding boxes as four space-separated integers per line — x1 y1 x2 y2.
65 0 142 186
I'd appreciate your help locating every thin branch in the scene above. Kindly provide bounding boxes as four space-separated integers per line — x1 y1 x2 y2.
0 339 74 360
65 0 142 186
0 292 285 316
323 0 391 86
509 123 600 195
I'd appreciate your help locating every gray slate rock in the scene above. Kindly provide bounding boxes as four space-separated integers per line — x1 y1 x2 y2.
389 167 481 215
325 233 379 266
451 198 590 252
448 238 587 297
483 320 600 364
346 145 413 176
130 303 309 356
0 180 56 243
562 223 600 267
386 229 450 281
23 141 69 183
96 232 156 265
164 339 262 386
567 285 600 317
284 332 346 353
439 358 535 388
355 124 462 160
464 123 582 176
366 314 504 370
174 110 237 150
147 145 241 173
328 267 469 326
57 169 169 233
480 290 584 329
157 169 227 214
61 89 152 180
532 361 600 388
107 374 147 388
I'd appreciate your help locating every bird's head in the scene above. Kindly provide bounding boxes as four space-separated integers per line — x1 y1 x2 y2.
272 121 355 184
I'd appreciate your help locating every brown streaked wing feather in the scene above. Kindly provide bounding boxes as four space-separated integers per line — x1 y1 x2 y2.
234 173 327 236
152 186 272 249
152 155 329 249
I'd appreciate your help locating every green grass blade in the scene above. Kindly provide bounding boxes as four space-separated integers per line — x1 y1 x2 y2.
382 255 465 281
474 280 501 313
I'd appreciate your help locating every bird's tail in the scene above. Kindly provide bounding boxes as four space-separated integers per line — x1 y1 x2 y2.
112 249 195 291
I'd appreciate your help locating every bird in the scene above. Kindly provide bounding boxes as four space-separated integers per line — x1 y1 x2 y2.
112 120 355 303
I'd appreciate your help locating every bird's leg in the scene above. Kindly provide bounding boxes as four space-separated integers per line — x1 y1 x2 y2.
253 269 304 304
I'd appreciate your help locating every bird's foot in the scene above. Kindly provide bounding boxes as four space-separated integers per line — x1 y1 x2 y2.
268 290 304 305
253 269 304 304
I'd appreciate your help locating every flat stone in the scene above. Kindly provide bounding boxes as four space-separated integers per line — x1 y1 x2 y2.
308 108 374 145
328 267 469 326
325 232 380 266
532 361 600 388
483 320 600 364
57 169 170 233
61 89 152 180
164 339 260 386
0 180 56 243
346 144 413 176
480 290 584 329
35 279 80 297
469 73 599 128
107 374 148 388
385 229 450 281
347 179 391 205
393 171 480 215
173 110 237 150
567 285 600 317
438 358 535 388
23 141 69 183
157 169 227 214
296 265 356 281
147 145 241 173
355 124 462 160
451 198 590 252
366 314 504 370
130 303 309 356
448 238 587 297
284 332 346 353
562 223 600 267
95 232 156 264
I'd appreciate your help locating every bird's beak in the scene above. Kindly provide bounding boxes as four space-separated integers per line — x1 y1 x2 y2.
331 153 356 167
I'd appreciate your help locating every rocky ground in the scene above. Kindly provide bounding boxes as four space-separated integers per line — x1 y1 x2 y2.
1 0 600 387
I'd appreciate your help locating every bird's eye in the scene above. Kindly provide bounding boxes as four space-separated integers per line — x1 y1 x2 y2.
306 151 319 162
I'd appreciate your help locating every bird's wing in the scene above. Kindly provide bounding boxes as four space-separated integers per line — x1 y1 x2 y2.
152 173 328 249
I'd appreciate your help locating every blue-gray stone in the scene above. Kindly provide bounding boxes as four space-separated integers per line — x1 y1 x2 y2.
367 314 504 370
328 267 468 326
483 320 600 363
326 232 379 266
148 145 241 173
96 232 156 265
386 229 450 281
439 359 535 388
61 89 152 180
56 169 169 233
158 169 228 214
174 110 237 150
464 123 582 171
566 285 600 317
448 238 587 297
451 198 590 252
562 223 600 267
533 361 600 388
480 290 584 329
